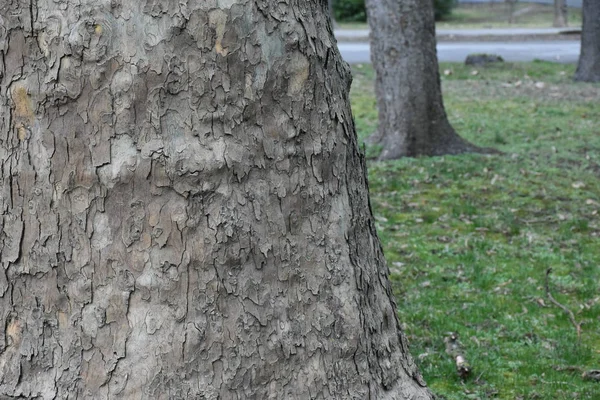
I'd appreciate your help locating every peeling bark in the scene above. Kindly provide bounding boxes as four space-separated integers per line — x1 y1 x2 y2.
575 0 600 82
0 1 433 399
365 0 485 160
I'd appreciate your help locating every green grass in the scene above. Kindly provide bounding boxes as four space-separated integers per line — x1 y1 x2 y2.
350 61 600 399
436 3 582 29
336 3 582 30
337 22 369 30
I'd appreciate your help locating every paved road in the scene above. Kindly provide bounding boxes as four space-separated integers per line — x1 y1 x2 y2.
334 28 581 41
338 41 581 64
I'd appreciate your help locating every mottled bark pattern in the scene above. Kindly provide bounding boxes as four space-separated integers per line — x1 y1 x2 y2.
575 0 600 82
0 1 433 399
365 0 480 159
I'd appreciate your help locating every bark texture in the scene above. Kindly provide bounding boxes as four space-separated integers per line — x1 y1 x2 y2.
575 0 600 82
553 0 568 27
365 0 482 160
0 1 433 399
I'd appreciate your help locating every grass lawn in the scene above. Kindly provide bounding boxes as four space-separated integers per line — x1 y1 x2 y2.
436 3 582 29
350 61 600 399
337 3 583 30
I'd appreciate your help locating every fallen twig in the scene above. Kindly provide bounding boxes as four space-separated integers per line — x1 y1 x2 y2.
553 365 600 382
583 370 600 382
553 365 584 373
444 332 472 381
545 268 582 341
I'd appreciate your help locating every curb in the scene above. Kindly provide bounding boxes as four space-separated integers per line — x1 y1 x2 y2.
334 28 582 43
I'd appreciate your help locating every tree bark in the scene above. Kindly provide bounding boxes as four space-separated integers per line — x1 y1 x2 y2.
365 0 484 160
553 0 568 28
0 1 434 399
575 0 600 82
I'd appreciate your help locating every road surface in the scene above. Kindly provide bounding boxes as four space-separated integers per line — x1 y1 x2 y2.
338 41 581 64
335 28 580 41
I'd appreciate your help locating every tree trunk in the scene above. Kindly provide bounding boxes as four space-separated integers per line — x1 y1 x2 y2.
0 1 433 399
507 0 517 24
553 0 568 28
575 0 600 82
329 0 338 28
365 0 483 160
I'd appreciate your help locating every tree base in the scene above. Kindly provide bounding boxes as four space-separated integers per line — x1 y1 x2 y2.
574 71 600 83
368 129 500 161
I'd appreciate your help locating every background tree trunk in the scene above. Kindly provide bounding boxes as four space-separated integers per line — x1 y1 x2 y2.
329 0 338 28
365 0 482 160
507 0 517 24
0 1 433 399
575 0 600 82
553 0 568 27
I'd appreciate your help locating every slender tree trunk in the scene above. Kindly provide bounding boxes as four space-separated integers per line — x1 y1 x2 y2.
329 0 338 28
0 1 433 399
365 0 484 160
553 0 568 27
575 0 600 82
507 0 517 24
